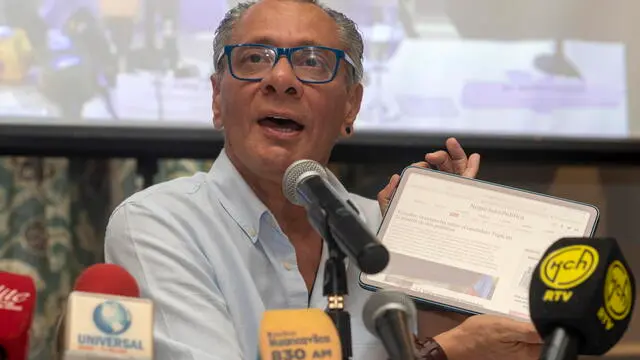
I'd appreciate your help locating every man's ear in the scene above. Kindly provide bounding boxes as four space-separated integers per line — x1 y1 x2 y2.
345 83 363 123
341 83 363 137
211 74 223 129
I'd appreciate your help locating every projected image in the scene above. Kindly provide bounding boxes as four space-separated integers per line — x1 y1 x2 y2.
0 0 218 124
360 38 626 137
355 1 627 137
0 0 629 139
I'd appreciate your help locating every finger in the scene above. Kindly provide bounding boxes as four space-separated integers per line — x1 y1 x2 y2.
411 161 430 169
425 151 454 173
445 137 469 175
462 153 481 178
445 137 467 160
377 174 400 213
387 174 401 197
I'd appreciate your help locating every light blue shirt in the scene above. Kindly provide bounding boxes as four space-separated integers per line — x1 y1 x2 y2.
104 149 387 360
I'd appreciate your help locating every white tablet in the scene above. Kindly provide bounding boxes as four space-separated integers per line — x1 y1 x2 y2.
359 166 600 321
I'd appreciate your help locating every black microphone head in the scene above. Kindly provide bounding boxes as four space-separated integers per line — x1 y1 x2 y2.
362 290 417 334
529 237 635 355
357 243 390 275
283 159 327 206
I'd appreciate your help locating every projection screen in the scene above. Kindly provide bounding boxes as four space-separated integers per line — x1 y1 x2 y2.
0 0 637 147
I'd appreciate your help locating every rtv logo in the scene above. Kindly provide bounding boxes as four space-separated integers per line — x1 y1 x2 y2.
0 284 32 311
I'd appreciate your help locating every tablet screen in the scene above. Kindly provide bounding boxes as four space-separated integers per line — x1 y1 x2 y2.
360 167 599 321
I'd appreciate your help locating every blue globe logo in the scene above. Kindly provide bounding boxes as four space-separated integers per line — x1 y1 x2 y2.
93 301 132 335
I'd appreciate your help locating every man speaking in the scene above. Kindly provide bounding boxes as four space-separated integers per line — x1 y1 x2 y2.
104 1 541 359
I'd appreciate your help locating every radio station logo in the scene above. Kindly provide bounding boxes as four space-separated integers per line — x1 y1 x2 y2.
77 300 143 351
0 284 31 311
93 300 132 335
597 260 633 331
540 245 599 303
603 260 633 321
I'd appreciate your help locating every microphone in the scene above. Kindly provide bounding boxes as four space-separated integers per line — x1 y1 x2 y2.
58 264 154 360
72 263 140 297
0 272 36 360
283 159 389 274
258 308 342 360
529 237 636 360
363 290 418 360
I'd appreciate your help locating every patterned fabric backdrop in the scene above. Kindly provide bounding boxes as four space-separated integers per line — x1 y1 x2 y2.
0 157 213 359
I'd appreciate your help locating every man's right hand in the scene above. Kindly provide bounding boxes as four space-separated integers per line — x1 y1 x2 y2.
434 314 543 360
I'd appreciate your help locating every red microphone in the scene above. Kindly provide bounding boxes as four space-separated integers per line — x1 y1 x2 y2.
72 263 140 297
0 272 37 360
57 264 153 360
55 263 141 356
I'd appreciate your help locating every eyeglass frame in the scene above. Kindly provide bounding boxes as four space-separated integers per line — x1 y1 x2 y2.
216 43 357 84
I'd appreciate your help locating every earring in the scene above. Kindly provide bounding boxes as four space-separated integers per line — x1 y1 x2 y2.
345 126 352 135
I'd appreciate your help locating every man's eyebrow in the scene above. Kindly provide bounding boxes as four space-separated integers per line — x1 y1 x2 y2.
241 36 325 47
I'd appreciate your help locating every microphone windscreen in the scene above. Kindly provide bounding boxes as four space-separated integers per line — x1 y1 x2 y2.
259 308 342 360
62 264 153 360
529 237 635 355
0 271 37 360
282 159 327 205
362 290 417 334
73 263 140 297
0 272 36 338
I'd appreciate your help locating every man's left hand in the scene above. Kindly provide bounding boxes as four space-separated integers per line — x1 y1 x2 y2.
377 137 481 213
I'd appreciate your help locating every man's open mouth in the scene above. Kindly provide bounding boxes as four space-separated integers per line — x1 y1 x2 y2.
258 116 304 132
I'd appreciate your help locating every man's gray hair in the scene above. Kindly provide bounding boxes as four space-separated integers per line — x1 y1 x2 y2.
212 0 364 85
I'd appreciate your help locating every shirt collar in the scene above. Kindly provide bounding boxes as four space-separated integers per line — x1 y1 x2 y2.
209 149 366 244
210 149 270 243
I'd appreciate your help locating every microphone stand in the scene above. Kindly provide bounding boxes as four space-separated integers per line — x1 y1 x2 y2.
322 214 353 360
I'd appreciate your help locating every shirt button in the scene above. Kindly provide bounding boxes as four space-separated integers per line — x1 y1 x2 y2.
283 262 295 271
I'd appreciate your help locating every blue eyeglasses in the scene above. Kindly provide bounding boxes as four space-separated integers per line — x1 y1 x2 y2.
217 43 356 84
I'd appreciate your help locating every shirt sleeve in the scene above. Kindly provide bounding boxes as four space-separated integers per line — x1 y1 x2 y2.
104 201 244 360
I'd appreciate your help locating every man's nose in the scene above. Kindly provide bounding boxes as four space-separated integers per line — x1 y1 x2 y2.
260 57 303 97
